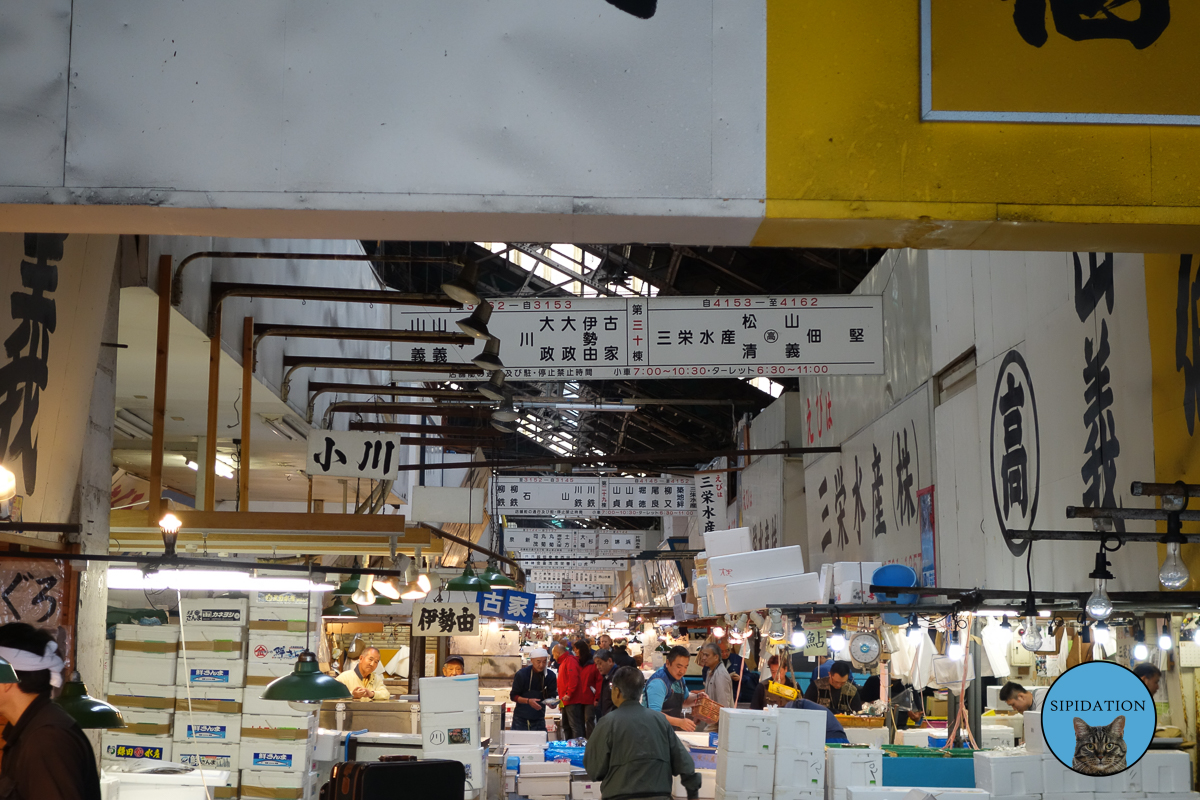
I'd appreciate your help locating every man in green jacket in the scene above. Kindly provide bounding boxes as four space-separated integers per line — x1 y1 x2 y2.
584 666 701 800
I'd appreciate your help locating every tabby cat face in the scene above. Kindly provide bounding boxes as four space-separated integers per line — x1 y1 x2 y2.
1072 715 1127 776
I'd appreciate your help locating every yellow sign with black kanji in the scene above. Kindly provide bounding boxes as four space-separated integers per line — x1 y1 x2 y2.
924 0 1200 123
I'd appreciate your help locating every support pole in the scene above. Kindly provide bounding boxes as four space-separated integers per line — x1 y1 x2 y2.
408 634 425 694
204 304 222 512
968 616 983 746
148 255 172 517
240 316 253 511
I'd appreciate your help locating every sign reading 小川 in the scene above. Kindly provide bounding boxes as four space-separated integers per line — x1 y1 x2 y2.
307 430 401 481
393 295 883 381
412 602 480 636
476 589 536 624
493 476 694 517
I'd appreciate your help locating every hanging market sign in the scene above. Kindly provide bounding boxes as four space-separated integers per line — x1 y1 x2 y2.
493 477 694 517
412 602 480 636
476 589 536 624
503 528 646 552
517 553 630 570
694 458 729 534
394 295 883 381
307 430 400 481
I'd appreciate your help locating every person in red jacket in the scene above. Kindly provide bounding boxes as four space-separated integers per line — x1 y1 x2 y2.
553 641 582 739
574 639 603 737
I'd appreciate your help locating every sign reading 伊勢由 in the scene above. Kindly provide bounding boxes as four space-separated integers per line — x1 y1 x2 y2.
412 603 480 637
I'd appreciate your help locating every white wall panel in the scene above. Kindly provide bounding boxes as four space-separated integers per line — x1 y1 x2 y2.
928 250 974 374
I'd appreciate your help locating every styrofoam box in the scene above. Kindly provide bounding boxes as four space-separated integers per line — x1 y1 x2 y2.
973 752 1044 796
523 762 576 775
101 769 232 800
240 769 306 798
897 729 930 747
243 664 311 717
717 750 776 793
108 682 177 711
426 745 487 792
175 685 244 715
176 741 240 771
705 528 754 558
506 730 548 746
180 625 246 660
421 709 480 750
121 709 173 737
833 581 874 605
177 659 246 688
1136 751 1191 794
674 769 717 799
520 774 571 796
577 778 605 799
180 598 249 627
986 713 1024 741
102 731 173 763
115 624 181 657
718 709 777 755
1143 794 1200 800
979 725 1015 749
1043 754 1101 793
707 547 805 588
508 748 546 764
987 795 1040 800
247 632 308 666
775 749 825 790
724 574 823 614
174 712 240 743
1023 710 1047 753
845 728 888 749
715 787 772 800
845 789 990 800
247 602 320 633
419 674 481 714
1042 793 1095 800
773 790 823 800
112 653 178 686
831 563 883 587
240 740 313 773
506 774 517 794
825 749 882 790
242 714 316 745
709 587 730 615
776 708 830 752
987 686 1012 710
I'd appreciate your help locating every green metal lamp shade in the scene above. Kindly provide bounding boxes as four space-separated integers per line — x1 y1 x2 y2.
479 560 517 589
55 672 126 729
261 651 351 703
334 574 361 595
322 597 358 618
446 564 489 592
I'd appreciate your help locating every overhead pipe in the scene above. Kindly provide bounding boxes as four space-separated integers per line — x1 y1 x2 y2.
389 445 839 472
420 524 525 586
280 357 484 402
306 382 485 423
251 323 472 370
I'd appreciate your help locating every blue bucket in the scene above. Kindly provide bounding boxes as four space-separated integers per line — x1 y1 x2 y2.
873 564 919 625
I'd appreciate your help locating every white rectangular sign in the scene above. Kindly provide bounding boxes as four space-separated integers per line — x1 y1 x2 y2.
412 602 480 637
518 553 630 570
493 477 694 517
307 430 401 481
694 458 729 534
395 295 883 380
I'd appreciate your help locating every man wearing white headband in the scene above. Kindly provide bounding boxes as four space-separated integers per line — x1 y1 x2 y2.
0 622 100 799
510 648 556 732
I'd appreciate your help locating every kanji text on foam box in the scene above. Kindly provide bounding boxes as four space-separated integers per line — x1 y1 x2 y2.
173 712 240 743
102 732 172 763
175 741 240 771
248 632 309 666
177 659 246 688
421 710 480 750
707 547 805 587
240 741 313 773
180 598 248 627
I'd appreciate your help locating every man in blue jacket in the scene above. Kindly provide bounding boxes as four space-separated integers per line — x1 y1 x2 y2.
643 646 708 732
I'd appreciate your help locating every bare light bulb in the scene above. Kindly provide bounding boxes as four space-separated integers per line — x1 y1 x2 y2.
1159 542 1190 590
1021 617 1043 652
1133 642 1149 661
947 634 965 661
1159 632 1173 651
1085 578 1113 620
791 628 806 648
1093 622 1111 647
996 617 1013 643
712 626 725 639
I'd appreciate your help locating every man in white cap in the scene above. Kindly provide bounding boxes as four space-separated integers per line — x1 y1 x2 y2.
510 647 557 732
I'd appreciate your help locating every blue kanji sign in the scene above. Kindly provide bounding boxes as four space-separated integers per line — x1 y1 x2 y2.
476 589 536 624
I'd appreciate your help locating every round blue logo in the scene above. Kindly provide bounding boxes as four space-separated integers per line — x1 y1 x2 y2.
1041 661 1156 776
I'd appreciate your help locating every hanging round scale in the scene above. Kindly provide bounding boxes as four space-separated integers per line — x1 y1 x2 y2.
849 632 881 667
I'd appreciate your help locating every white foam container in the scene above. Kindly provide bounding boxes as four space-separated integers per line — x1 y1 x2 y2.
972 752 1044 796
717 708 777 755
717 750 776 793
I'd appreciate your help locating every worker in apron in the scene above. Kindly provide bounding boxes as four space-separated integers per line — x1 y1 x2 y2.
643 645 706 732
510 648 558 732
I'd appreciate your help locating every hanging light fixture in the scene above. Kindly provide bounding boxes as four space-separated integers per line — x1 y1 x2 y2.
1132 626 1149 661
828 617 847 652
334 574 361 595
1158 629 1173 651
906 614 923 645
947 628 965 661
492 396 521 423
441 258 483 306
767 609 786 645
262 651 351 705
473 338 505 371
1020 595 1043 652
712 624 726 639
1159 486 1191 589
159 513 183 556
456 301 495 340
321 597 358 618
55 671 124 729
479 558 518 589
350 573 376 606
789 613 805 648
491 419 515 433
1093 620 1112 647
479 371 509 402
447 563 490 592
1085 547 1115 620
997 616 1013 643
401 550 432 599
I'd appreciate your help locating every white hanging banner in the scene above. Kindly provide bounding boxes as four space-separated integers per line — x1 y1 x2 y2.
694 458 729 534
394 295 884 381
493 477 694 517
307 430 401 481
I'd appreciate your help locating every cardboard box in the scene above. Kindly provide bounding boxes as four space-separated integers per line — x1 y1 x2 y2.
707 547 805 588
175 685 243 715
175 741 240 771
1137 751 1191 794
248 632 309 666
972 752 1043 796
775 748 825 790
121 709 173 737
174 712 239 743
240 741 313 773
825 748 882 790
180 598 249 627
831 562 883 587
704 528 754 558
715 787 772 800
1023 711 1047 753
717 709 777 755
114 624 180 657
717 750 776 793
178 659 246 688
240 769 306 800
102 731 173 763
673 769 717 799
242 714 316 744
180 625 246 660
421 709 480 750
112 652 178 686
724 574 823 614
108 682 177 711
419 674 480 714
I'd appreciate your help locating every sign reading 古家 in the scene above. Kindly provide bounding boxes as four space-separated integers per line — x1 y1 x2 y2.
476 589 536 624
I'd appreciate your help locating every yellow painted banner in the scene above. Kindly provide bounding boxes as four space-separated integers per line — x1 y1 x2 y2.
926 0 1200 123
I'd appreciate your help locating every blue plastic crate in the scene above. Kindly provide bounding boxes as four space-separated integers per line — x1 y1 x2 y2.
882 756 976 788
689 746 718 770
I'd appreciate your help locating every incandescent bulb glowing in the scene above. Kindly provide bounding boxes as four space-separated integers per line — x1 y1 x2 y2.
1159 542 1190 589
828 633 846 651
159 513 182 535
711 626 725 639
996 617 1013 643
1085 578 1113 620
1159 632 1173 651
1093 622 1111 647
947 639 965 661
791 629 806 648
1133 642 1149 661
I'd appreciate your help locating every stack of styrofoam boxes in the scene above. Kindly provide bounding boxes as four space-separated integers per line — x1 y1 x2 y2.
104 624 180 768
507 729 549 767
1136 751 1198 800
825 748 882 800
974 749 1044 800
846 788 989 800
979 725 1016 749
174 685 244 799
707 544 821 614
420 675 487 799
178 599 249 693
519 761 574 800
577 774 607 800
240 714 319 800
774 707 827 800
717 708 778 800
831 563 883 605
104 681 177 768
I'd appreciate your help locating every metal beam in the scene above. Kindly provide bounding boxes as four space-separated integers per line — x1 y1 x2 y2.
396 445 839 472
148 255 172 517
305 382 485 422
209 283 459 336
325 402 492 418
252 323 471 369
508 244 619 297
346 421 501 438
280 357 484 402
